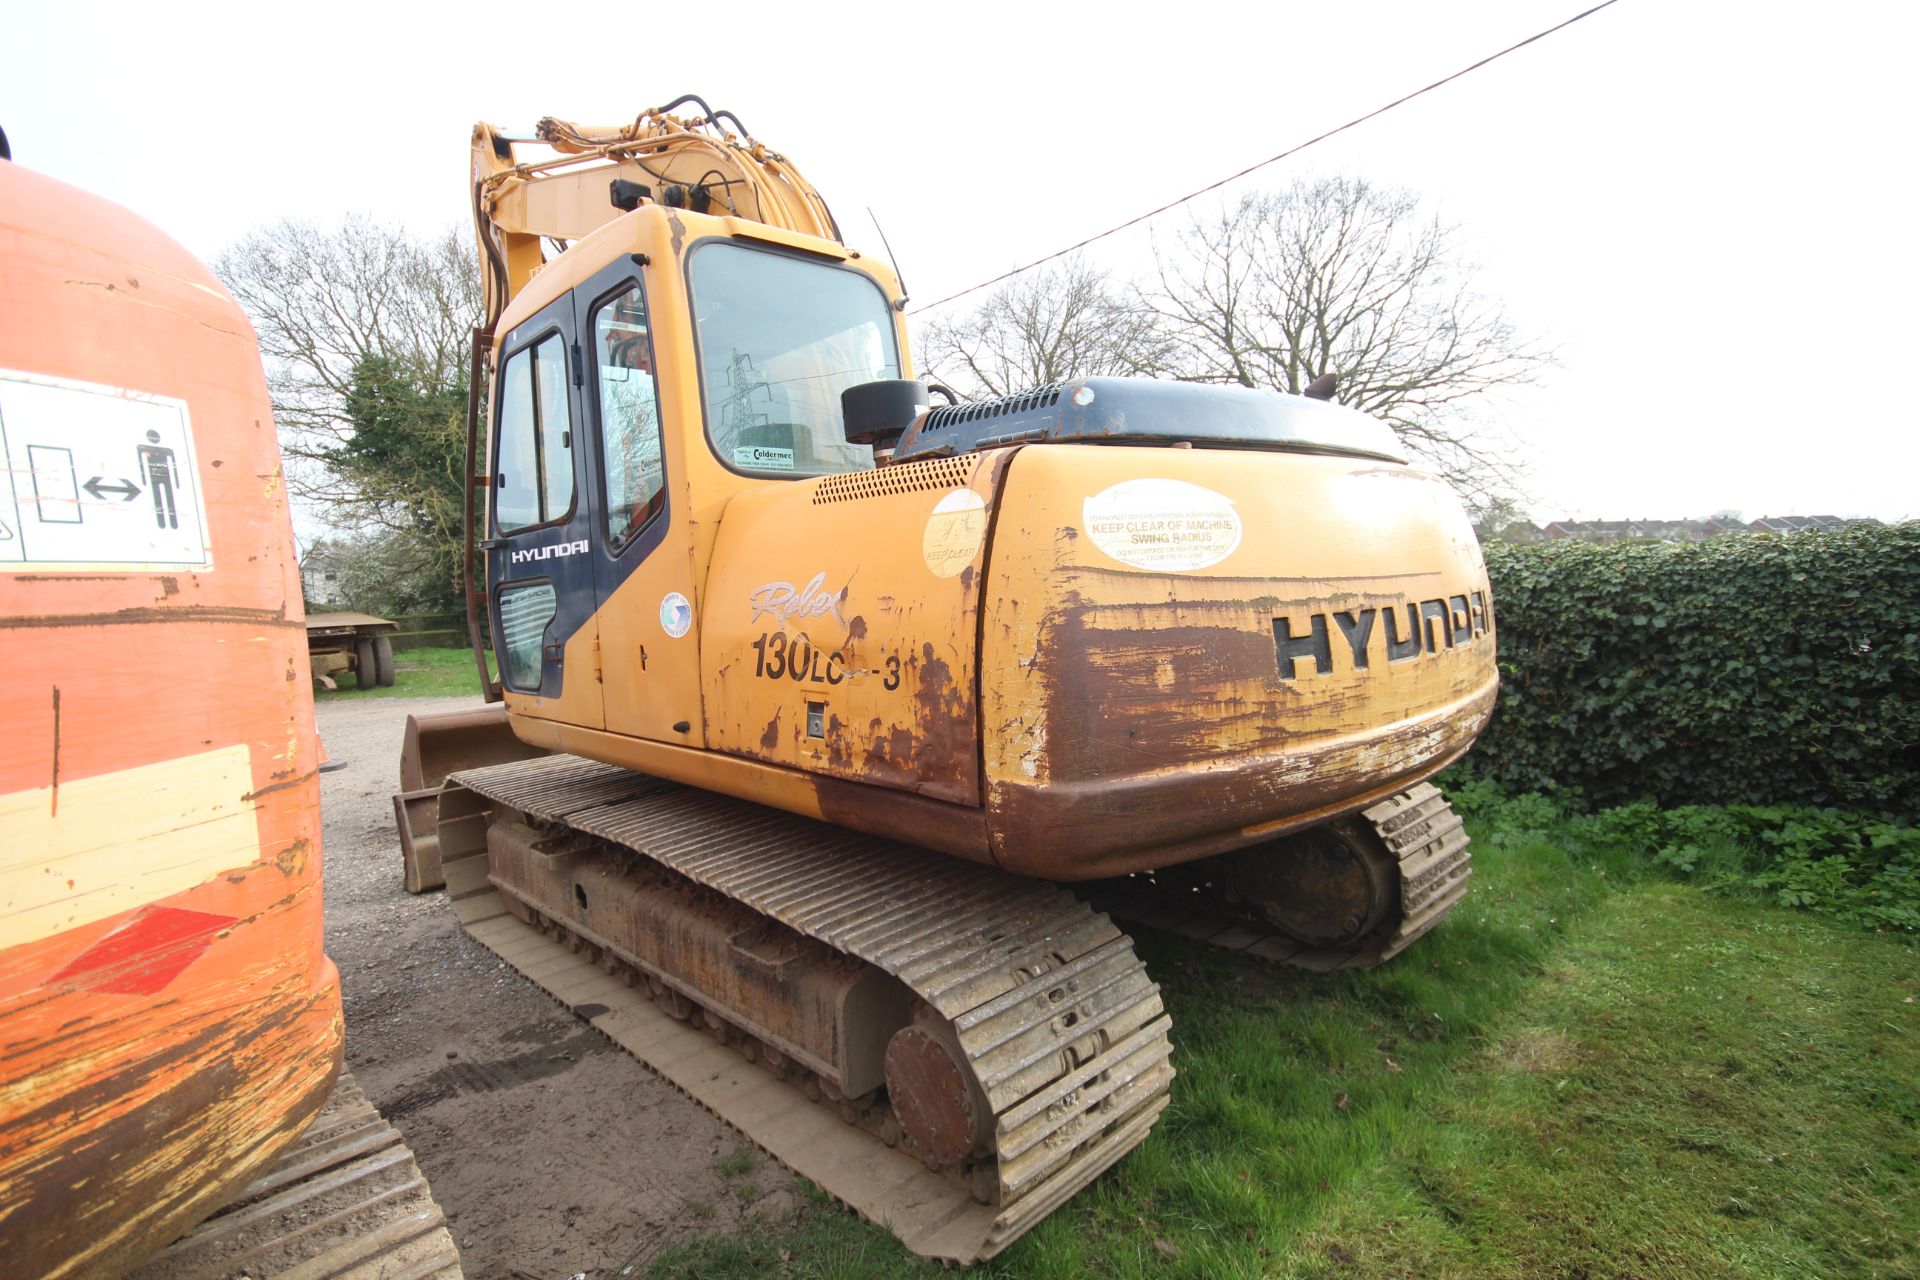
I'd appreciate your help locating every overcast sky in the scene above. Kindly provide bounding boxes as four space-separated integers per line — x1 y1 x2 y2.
7 0 1915 524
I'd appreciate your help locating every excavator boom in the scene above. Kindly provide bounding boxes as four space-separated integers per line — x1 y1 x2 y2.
472 96 840 334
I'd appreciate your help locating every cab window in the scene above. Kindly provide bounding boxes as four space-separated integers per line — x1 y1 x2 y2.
495 333 575 532
497 581 557 691
687 242 899 478
593 285 667 545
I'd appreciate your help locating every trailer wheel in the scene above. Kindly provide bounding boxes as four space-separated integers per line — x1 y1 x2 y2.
354 638 377 690
373 636 396 687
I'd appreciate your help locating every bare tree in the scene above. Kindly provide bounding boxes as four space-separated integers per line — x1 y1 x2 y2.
216 217 478 607
1150 177 1546 504
326 528 461 618
918 258 1174 399
219 216 474 443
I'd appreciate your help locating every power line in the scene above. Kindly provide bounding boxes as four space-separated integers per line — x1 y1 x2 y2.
910 0 1623 316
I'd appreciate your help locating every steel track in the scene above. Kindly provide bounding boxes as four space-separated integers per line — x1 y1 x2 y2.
1080 782 1473 971
124 1074 463 1280
434 755 1174 1265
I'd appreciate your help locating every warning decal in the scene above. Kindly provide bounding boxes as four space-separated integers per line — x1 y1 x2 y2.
1082 478 1243 572
0 370 211 572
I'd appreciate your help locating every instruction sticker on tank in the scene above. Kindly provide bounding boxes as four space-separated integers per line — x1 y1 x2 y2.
0 370 210 572
1082 478 1242 572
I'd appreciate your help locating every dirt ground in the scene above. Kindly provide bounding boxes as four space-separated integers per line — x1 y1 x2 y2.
317 696 797 1279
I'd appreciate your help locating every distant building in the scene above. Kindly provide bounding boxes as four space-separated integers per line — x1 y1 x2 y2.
1745 514 1879 535
1489 515 1880 544
300 539 347 607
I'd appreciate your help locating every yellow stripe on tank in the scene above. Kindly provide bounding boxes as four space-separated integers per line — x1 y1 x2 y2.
0 745 258 949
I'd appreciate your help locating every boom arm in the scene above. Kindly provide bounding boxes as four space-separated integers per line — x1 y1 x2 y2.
471 96 842 334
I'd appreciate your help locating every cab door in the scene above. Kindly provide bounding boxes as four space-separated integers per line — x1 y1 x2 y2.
573 256 704 746
486 291 604 729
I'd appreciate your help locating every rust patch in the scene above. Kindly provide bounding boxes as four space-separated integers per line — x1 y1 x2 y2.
854 644 976 804
987 565 1499 878
812 773 993 863
243 768 316 803
760 709 782 753
0 604 295 631
49 686 61 817
667 210 687 259
911 643 971 786
846 615 868 641
959 565 975 593
1040 611 1283 778
885 1025 985 1164
275 838 311 877
156 576 180 597
987 684 1496 880
861 725 920 789
824 715 853 771
1 982 337 1280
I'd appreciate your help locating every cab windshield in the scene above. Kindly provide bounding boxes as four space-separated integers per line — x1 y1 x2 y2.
688 242 899 477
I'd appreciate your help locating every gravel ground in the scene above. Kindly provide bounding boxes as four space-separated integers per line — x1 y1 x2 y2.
316 696 797 1279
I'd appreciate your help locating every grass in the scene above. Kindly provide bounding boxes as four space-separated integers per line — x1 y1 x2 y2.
313 645 488 700
644 803 1920 1279
713 1145 761 1181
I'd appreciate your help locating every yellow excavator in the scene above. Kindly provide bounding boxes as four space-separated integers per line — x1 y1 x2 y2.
398 95 1498 1263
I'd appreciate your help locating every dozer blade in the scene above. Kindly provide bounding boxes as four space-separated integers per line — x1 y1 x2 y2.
395 704 548 893
427 754 1174 1265
1085 782 1473 971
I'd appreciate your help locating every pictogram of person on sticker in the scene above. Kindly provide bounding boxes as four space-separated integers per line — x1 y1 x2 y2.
136 430 179 529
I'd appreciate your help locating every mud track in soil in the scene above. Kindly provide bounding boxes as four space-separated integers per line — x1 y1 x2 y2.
318 696 798 1278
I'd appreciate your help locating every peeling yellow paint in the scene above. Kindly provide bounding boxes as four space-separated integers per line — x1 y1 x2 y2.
0 746 259 949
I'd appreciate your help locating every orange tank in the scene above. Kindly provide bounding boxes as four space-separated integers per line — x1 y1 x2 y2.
0 158 343 1276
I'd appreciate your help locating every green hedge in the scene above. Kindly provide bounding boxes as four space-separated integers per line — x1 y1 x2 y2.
1471 525 1920 818
386 611 470 652
1447 780 1920 935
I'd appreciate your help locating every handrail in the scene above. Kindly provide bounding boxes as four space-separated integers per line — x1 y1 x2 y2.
462 326 502 702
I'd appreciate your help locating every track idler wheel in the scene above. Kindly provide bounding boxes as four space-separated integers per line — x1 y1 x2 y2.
1223 816 1399 947
883 1011 991 1169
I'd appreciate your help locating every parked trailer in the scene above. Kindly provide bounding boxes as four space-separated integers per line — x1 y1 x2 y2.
305 612 399 690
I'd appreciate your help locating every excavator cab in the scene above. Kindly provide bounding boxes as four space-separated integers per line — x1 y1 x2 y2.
473 212 911 746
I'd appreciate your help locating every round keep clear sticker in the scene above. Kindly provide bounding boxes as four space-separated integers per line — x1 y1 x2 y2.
1082 478 1243 572
922 488 987 578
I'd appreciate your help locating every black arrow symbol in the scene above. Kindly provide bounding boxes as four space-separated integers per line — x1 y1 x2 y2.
83 476 142 501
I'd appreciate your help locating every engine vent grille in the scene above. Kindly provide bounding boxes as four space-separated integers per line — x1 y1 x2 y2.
812 456 974 504
922 384 1064 433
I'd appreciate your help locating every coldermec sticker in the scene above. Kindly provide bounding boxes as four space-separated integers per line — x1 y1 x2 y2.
1083 478 1243 572
733 444 795 470
0 369 212 572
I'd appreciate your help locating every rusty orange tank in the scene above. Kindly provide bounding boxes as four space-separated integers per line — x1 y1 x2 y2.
0 154 343 1276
